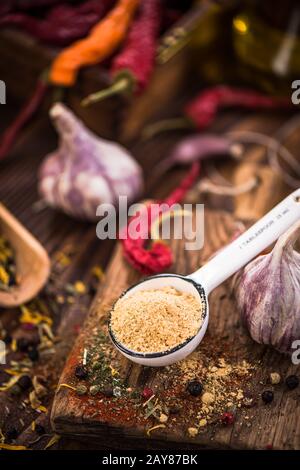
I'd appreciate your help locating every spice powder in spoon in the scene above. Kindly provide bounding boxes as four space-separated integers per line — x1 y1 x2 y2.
110 287 204 353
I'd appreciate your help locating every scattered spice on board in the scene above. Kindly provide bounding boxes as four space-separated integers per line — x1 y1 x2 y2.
0 233 18 291
78 329 128 398
110 286 204 353
66 318 264 440
178 353 253 429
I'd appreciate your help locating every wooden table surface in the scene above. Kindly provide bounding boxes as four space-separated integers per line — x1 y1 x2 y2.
0 95 298 449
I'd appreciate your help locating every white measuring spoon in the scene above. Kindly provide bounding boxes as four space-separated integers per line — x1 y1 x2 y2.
109 189 300 366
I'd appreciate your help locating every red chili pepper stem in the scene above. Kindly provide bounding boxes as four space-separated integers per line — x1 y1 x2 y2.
142 117 193 140
81 74 134 107
52 86 66 104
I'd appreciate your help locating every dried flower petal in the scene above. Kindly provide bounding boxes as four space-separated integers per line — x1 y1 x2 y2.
44 434 60 449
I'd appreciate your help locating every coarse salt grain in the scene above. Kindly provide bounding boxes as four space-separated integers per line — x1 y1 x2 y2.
202 392 215 405
270 372 281 385
188 427 198 437
110 286 204 353
159 413 169 423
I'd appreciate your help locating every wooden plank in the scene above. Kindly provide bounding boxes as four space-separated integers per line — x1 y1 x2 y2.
51 205 300 449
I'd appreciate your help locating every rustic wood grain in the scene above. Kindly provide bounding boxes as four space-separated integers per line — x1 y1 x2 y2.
233 163 288 222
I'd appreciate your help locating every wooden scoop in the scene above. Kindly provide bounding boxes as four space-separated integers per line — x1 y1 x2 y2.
0 203 50 308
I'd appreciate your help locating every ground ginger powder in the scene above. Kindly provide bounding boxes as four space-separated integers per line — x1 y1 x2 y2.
110 286 204 353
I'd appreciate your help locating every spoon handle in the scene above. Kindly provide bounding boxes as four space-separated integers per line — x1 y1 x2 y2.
189 188 300 294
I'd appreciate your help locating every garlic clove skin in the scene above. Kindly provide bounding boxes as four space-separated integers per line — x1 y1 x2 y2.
38 103 143 221
234 221 300 354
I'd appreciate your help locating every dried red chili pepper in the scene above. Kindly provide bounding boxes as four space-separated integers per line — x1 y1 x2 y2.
0 1 113 47
221 412 235 425
1 0 62 15
6 0 62 11
0 74 48 161
82 0 161 106
120 162 199 275
141 387 154 400
48 1 110 22
50 0 139 87
143 85 292 139
185 86 291 130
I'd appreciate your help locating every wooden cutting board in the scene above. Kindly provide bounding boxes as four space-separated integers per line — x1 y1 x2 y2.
51 206 300 450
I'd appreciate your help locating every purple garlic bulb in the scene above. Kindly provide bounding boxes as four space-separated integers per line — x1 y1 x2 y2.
38 103 143 221
234 221 300 354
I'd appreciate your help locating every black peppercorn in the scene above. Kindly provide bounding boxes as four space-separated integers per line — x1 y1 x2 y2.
17 337 31 352
10 384 22 397
35 424 45 435
75 364 88 380
169 406 181 415
6 427 19 441
3 333 12 345
18 375 32 391
101 387 114 397
285 375 299 390
262 390 274 404
28 347 39 362
186 380 203 397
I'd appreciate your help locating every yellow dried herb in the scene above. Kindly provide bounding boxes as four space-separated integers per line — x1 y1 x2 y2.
146 424 166 436
32 376 47 399
44 434 60 450
0 375 20 391
54 251 71 267
91 265 105 280
73 281 86 294
57 383 76 392
109 366 118 377
0 266 9 285
4 369 20 376
0 235 18 290
20 305 52 326
29 390 41 409
0 443 28 450
37 405 47 413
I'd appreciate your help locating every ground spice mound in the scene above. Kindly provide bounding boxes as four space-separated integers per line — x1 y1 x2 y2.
110 287 204 353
